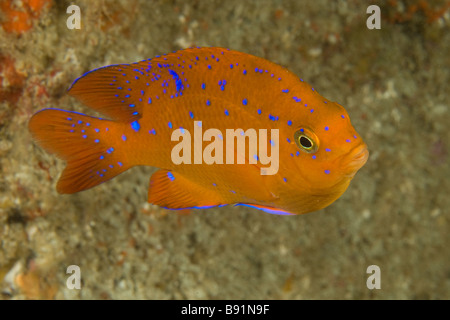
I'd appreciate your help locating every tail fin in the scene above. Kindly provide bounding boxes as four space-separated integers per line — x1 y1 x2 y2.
29 108 130 193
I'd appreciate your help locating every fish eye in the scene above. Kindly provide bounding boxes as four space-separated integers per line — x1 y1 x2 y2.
299 136 313 149
294 129 318 153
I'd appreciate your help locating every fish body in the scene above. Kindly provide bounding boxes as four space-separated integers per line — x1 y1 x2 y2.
29 47 368 215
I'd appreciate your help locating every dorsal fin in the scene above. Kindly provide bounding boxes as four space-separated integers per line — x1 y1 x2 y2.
68 48 229 123
68 47 296 124
68 63 150 123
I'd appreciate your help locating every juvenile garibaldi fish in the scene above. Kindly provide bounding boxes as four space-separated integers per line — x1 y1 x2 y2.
29 47 368 215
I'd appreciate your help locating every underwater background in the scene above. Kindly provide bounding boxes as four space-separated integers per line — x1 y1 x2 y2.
0 0 448 299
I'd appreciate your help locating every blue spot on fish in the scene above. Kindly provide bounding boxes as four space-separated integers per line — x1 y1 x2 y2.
168 69 184 92
131 121 140 132
268 114 279 121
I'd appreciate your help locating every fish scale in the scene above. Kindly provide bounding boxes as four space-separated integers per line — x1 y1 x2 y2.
29 47 368 215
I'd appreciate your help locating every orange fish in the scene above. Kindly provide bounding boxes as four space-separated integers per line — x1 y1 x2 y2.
29 47 368 215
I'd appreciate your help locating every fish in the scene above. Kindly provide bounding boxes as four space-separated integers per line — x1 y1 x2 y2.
28 47 368 215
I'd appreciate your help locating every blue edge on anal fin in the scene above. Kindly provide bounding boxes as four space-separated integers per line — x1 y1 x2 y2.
162 203 294 215
235 203 294 215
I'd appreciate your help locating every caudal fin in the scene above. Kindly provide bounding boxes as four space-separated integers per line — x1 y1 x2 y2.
29 108 130 193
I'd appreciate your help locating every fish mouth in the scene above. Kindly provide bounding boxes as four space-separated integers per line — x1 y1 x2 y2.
345 143 369 176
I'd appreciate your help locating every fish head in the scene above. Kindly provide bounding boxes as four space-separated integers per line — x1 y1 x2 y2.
281 99 369 213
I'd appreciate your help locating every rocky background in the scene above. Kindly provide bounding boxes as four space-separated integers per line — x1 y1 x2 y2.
0 0 448 299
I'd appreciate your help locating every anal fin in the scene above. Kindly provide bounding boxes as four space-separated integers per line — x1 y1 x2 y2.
235 203 294 215
148 170 226 210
